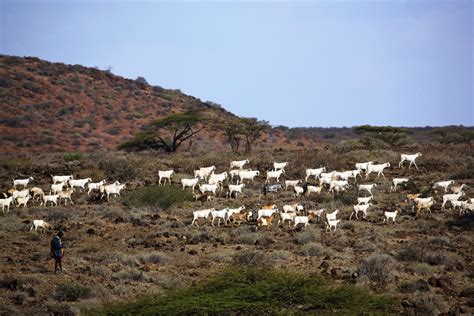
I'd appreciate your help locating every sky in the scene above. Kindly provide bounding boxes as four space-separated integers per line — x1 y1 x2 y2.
1 0 472 128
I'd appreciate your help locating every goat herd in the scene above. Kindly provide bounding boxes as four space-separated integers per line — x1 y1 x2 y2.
1 152 472 233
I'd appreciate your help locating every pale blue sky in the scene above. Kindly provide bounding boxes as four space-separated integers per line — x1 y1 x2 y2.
1 0 472 127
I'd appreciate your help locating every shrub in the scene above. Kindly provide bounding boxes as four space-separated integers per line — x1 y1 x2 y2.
300 242 331 257
294 227 318 245
93 267 395 315
63 152 83 162
54 283 92 301
233 250 272 266
123 185 193 209
358 254 395 288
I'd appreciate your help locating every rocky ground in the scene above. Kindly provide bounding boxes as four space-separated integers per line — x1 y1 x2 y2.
0 147 473 315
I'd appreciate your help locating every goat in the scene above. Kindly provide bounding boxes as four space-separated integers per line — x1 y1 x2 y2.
365 163 390 179
442 192 465 210
307 208 325 221
158 170 174 185
285 180 300 189
256 213 278 230
329 180 349 193
391 178 409 192
30 187 45 201
195 166 216 180
227 184 245 198
29 220 52 233
16 195 31 209
257 208 278 220
266 169 284 183
433 180 454 193
226 206 246 221
355 161 373 171
58 189 74 205
399 153 422 169
230 159 249 170
41 194 59 207
262 204 277 210
326 219 341 232
211 208 229 227
294 185 304 197
13 177 34 188
181 178 199 191
262 183 283 197
238 170 259 184
357 196 373 205
350 203 372 220
229 169 242 182
12 189 30 203
283 204 304 213
193 192 213 205
278 211 296 227
69 178 92 191
52 175 73 184
0 196 14 214
358 183 377 195
306 185 322 196
325 209 339 221
87 180 106 195
199 184 218 195
51 182 67 195
450 184 466 194
416 199 435 216
293 214 316 229
208 172 228 189
305 167 326 181
383 210 399 224
191 208 214 226
273 162 288 171
231 212 252 226
451 200 469 214
101 183 126 201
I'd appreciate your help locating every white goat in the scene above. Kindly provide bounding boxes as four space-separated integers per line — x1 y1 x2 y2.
283 204 304 213
211 208 229 226
350 203 372 220
278 211 296 227
399 153 422 169
196 166 216 180
358 183 377 195
41 194 59 207
293 215 315 229
285 180 300 189
305 167 326 181
52 175 73 184
16 195 31 209
87 180 106 195
450 184 466 194
50 182 67 195
191 208 214 226
13 177 34 188
101 183 126 201
355 161 373 172
306 185 322 196
69 178 92 191
383 210 399 224
325 209 339 221
238 170 260 184
181 178 199 191
273 162 288 171
208 172 228 188
433 180 454 193
294 186 304 197
227 184 245 198
230 159 249 170
0 196 14 214
391 178 409 192
158 170 174 185
326 219 341 232
30 187 45 201
257 208 277 220
357 196 373 205
365 163 390 179
307 208 325 221
226 206 246 221
229 169 242 182
12 189 30 202
58 189 74 205
442 192 465 210
266 169 284 183
199 184 218 195
30 220 52 233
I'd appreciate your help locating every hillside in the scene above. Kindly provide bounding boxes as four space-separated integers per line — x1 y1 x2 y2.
0 55 298 153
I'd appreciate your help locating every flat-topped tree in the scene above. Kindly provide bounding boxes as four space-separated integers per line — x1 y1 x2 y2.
217 117 270 154
119 111 205 152
240 118 270 153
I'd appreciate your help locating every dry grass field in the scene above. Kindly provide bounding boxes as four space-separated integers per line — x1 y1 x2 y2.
0 142 473 315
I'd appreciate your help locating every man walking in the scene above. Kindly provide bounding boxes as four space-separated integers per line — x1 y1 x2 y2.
51 231 64 274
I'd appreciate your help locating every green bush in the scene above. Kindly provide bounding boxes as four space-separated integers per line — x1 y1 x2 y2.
92 267 395 315
123 185 193 209
54 282 92 301
63 152 83 162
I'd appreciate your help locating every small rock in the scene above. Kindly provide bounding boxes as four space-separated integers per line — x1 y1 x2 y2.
319 261 329 269
323 255 331 260
26 287 36 297
189 250 198 255
427 276 438 287
236 246 242 250
163 232 170 238
180 247 185 252
467 299 474 308
413 279 430 292
436 276 453 289
86 228 96 235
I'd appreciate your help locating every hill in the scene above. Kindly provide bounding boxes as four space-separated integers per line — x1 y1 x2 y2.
0 55 298 153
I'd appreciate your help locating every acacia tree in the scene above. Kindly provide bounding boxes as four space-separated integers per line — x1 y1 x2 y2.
119 112 205 152
218 118 244 153
240 118 270 153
